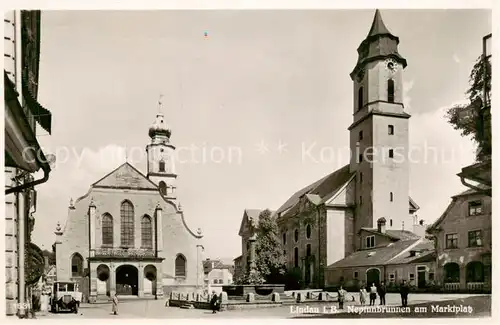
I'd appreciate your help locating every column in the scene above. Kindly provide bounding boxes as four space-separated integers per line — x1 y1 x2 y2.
155 205 163 253
89 263 98 303
156 262 164 298
89 199 96 250
138 263 144 298
110 263 116 296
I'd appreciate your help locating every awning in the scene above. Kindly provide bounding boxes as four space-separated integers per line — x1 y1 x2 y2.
4 70 51 174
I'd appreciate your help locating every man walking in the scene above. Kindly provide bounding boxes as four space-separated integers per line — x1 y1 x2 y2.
378 281 387 305
400 280 410 307
111 293 119 315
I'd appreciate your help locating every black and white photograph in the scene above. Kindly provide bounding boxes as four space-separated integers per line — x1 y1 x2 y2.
3 1 495 320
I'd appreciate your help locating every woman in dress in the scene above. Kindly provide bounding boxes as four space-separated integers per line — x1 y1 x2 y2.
111 293 119 315
359 284 367 306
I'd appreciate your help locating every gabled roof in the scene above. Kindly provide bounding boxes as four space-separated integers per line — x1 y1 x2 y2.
92 162 158 190
428 186 489 233
327 239 420 269
360 228 421 241
276 164 355 216
238 209 263 236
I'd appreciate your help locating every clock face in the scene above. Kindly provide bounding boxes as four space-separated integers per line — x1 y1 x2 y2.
385 58 398 73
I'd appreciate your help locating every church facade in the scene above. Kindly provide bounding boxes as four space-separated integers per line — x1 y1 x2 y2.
238 10 422 289
54 112 204 301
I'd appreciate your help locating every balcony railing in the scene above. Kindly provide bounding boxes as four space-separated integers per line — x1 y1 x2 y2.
444 282 460 291
467 282 485 291
91 248 155 259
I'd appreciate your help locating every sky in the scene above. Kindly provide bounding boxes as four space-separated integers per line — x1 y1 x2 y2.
31 9 491 260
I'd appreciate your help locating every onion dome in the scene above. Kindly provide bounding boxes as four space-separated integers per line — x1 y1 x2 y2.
148 113 171 139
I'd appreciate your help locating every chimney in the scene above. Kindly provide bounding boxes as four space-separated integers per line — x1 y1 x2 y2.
413 219 426 238
377 217 386 233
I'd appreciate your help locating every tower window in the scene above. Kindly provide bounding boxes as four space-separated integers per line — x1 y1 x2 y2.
388 149 394 158
159 181 167 196
388 79 395 103
358 87 363 111
390 219 393 227
388 125 394 135
390 192 394 202
359 130 363 141
358 153 363 163
159 160 166 172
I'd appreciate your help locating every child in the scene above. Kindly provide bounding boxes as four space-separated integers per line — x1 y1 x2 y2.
359 285 367 306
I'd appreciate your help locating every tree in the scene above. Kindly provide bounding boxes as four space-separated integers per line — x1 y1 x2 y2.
445 54 491 161
235 209 286 284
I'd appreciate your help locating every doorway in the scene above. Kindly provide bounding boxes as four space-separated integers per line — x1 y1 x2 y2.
417 266 426 288
116 265 139 296
366 268 381 286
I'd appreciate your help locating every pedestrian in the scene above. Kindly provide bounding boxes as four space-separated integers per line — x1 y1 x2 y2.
378 281 387 305
209 291 218 314
337 285 347 310
359 284 367 306
369 283 377 306
40 292 48 315
400 280 409 307
111 293 119 315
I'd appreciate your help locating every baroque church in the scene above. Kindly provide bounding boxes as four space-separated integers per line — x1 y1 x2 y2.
54 111 204 301
238 10 425 289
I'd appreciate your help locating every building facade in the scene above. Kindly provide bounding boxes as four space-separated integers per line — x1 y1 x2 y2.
237 10 420 289
427 187 492 292
203 258 234 293
54 112 204 301
4 10 53 317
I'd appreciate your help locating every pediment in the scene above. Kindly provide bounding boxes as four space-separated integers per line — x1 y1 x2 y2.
92 162 158 190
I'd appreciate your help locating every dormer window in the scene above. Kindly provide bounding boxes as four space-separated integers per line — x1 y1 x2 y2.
409 250 416 257
365 235 375 248
159 160 166 172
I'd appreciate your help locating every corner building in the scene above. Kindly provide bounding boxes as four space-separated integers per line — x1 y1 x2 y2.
54 112 204 301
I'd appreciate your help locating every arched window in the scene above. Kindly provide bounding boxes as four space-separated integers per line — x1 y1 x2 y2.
294 247 299 267
141 215 153 248
159 181 167 196
102 214 113 246
71 253 84 277
387 79 395 103
175 254 187 277
120 200 135 247
358 87 363 111
390 192 394 202
294 229 299 242
159 160 166 172
306 224 312 239
282 232 287 245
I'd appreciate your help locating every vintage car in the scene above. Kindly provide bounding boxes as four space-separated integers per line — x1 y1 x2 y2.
50 281 82 313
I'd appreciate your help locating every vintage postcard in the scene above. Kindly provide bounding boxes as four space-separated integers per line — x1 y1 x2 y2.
3 2 494 321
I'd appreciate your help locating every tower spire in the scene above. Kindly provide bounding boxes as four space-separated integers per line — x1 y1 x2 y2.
368 9 391 38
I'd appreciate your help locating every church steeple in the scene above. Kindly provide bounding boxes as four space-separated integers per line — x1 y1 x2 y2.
146 97 177 200
350 9 407 81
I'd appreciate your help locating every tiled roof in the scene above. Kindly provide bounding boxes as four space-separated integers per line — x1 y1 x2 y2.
326 239 420 269
276 164 354 215
360 228 421 241
386 240 435 265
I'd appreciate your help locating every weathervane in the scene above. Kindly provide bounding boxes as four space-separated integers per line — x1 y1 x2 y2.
158 93 164 113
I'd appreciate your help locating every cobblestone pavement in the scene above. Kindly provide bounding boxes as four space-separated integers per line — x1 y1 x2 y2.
38 293 489 319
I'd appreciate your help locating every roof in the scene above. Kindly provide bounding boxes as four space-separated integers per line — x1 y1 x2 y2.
452 183 490 198
203 259 234 274
92 162 159 190
367 9 391 38
428 185 490 233
238 209 276 236
276 164 354 216
386 240 435 265
359 228 421 241
326 238 421 269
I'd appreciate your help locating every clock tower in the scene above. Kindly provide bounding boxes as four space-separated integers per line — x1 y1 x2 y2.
146 111 177 199
348 10 411 243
